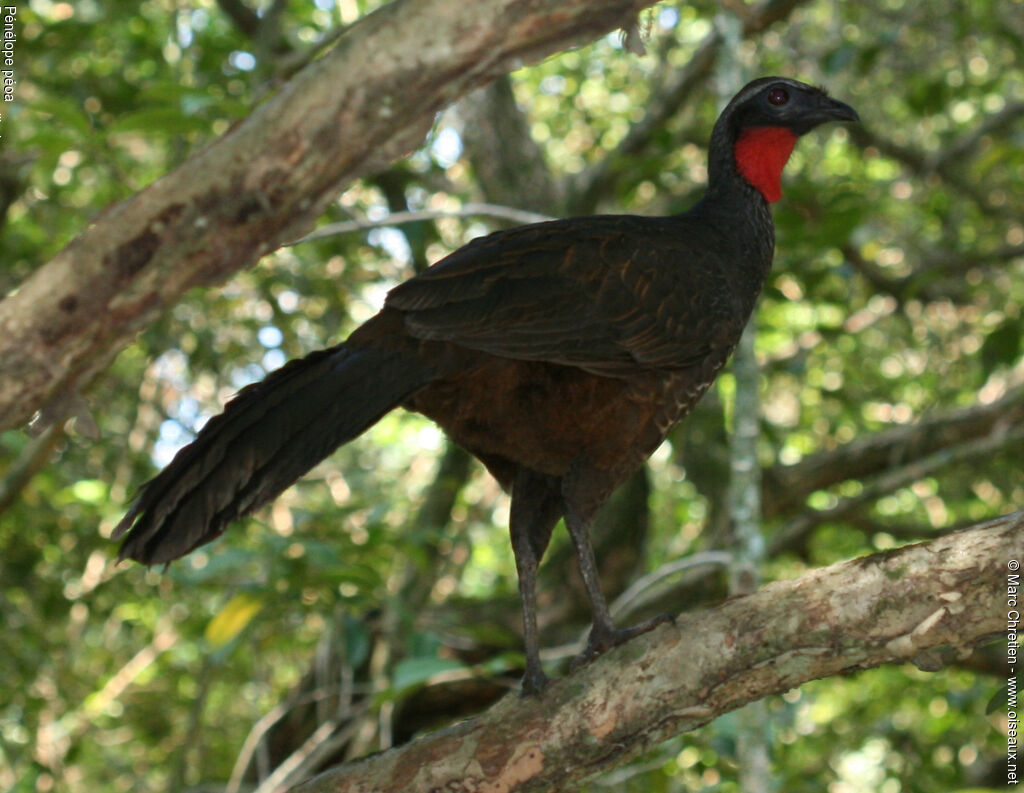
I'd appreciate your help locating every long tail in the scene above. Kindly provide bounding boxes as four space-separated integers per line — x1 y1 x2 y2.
115 343 433 564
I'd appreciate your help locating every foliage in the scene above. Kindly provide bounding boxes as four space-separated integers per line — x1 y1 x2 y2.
1 0 1020 791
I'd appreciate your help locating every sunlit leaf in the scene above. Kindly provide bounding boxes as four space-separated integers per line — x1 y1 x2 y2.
205 593 264 648
389 657 468 697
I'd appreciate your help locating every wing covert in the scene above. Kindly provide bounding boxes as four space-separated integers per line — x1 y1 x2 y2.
385 216 748 377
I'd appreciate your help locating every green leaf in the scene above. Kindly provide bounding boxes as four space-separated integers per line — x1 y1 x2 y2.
29 97 93 136
980 319 1022 376
984 683 1008 715
205 593 264 648
389 657 467 697
108 107 210 136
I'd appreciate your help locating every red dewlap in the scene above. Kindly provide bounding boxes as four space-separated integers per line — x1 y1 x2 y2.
734 126 798 203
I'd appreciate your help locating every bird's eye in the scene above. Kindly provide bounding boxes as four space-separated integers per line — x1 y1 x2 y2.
768 87 789 106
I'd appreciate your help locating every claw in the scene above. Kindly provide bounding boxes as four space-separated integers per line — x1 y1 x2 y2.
520 664 551 697
571 612 675 670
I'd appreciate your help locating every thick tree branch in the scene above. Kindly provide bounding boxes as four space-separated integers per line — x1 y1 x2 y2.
0 0 657 431
290 511 1016 793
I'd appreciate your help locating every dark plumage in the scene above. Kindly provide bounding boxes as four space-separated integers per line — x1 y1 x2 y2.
116 77 857 694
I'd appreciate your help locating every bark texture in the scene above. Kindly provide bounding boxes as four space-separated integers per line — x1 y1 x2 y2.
292 511 1017 793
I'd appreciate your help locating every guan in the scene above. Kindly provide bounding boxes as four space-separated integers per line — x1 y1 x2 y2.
116 77 858 694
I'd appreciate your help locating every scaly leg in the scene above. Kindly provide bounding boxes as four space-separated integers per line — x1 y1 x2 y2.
563 500 673 669
509 468 562 695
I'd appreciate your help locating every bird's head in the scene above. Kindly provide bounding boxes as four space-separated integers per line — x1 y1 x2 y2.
710 77 859 203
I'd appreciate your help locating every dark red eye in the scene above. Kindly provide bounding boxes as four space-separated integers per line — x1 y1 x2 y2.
768 87 789 106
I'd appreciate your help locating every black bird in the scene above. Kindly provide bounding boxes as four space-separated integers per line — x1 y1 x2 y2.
116 77 858 694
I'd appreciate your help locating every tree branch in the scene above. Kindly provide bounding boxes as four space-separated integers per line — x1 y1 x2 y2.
290 511 1016 793
841 241 1024 304
0 421 65 516
848 124 1020 220
763 386 1024 518
930 100 1024 171
216 0 262 38
291 204 555 245
458 76 564 217
0 0 657 432
770 424 1024 554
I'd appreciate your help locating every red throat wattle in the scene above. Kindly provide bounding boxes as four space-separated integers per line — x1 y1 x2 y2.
733 127 798 203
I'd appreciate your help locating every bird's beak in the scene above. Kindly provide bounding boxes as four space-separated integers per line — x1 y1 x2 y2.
793 94 859 135
822 97 859 124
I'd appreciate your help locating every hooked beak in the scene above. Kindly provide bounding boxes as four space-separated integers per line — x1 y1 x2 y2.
793 94 859 135
821 97 859 124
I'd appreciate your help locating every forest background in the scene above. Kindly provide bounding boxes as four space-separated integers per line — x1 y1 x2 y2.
0 0 1021 791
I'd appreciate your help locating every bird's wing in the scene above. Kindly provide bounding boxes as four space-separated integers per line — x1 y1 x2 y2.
385 216 750 377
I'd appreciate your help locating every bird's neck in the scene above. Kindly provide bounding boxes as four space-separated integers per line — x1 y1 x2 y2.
687 129 779 294
705 121 799 205
732 127 798 203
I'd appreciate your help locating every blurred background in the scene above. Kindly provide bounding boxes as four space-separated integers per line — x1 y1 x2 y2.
1 0 1021 791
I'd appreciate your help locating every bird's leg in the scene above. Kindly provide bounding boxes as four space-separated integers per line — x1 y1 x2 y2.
563 502 673 669
509 469 561 696
509 523 546 695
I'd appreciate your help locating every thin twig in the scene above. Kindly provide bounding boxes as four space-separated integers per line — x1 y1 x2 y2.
0 421 65 516
255 717 365 793
288 203 555 246
85 620 180 718
227 693 370 793
610 551 733 620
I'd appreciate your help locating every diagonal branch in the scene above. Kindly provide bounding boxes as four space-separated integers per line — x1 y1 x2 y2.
848 124 1020 220
0 0 658 432
0 421 66 516
930 100 1024 170
763 386 1024 518
841 241 1024 304
290 511 1014 793
769 424 1024 554
216 0 262 38
292 203 555 245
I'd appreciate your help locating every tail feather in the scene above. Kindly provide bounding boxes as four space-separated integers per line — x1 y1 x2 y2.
115 343 433 564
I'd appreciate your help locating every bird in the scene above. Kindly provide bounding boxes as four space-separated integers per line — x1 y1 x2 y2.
115 76 858 695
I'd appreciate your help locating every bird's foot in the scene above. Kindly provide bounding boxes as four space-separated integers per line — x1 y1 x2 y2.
571 612 675 671
520 660 551 697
